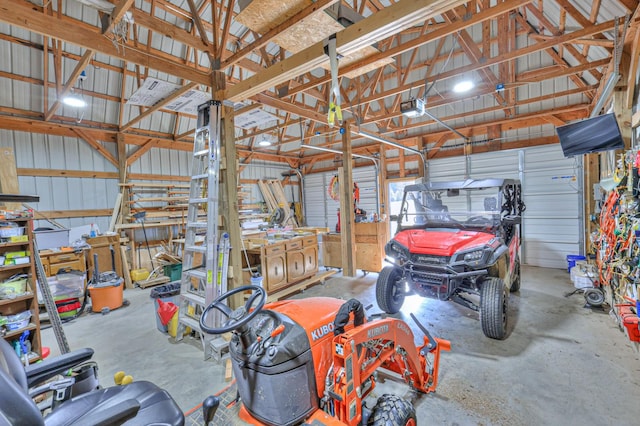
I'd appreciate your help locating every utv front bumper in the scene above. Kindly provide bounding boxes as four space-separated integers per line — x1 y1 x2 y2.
394 261 488 300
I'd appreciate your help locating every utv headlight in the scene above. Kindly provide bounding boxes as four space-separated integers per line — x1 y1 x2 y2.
463 250 484 262
386 241 410 262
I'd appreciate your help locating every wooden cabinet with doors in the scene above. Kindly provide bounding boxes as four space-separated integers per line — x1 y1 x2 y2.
262 241 287 292
0 216 42 363
302 235 319 277
285 238 305 283
242 234 320 294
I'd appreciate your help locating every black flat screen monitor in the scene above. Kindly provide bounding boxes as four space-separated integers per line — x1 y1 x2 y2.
556 113 624 158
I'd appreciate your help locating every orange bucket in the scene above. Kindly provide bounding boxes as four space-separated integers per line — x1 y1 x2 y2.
89 279 124 313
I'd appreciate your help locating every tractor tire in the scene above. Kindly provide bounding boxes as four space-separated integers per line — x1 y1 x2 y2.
367 394 416 426
376 266 405 314
510 258 521 292
480 277 509 340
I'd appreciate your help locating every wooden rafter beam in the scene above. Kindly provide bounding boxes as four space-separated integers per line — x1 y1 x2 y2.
218 0 236 61
44 49 94 121
416 103 590 143
0 0 212 86
221 0 340 68
73 128 119 167
0 111 193 151
186 0 211 47
129 8 208 51
225 0 469 102
102 0 135 34
286 0 535 98
120 82 198 131
252 93 326 123
126 139 159 166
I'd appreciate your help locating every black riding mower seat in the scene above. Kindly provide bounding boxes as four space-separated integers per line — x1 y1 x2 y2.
0 338 184 426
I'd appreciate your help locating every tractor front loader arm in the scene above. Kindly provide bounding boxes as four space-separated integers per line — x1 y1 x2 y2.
327 318 450 425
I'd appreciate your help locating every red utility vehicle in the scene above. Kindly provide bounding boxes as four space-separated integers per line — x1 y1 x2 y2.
377 179 525 340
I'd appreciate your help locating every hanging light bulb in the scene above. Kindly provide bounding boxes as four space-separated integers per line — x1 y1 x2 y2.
62 72 87 108
62 90 87 108
453 80 474 93
258 135 272 147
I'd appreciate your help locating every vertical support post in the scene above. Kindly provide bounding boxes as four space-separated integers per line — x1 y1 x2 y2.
583 153 599 255
614 88 632 150
116 133 131 269
116 133 129 221
222 104 243 309
340 121 356 277
379 146 387 217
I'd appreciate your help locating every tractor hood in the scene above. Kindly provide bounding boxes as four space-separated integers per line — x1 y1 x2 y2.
394 229 495 257
265 297 345 345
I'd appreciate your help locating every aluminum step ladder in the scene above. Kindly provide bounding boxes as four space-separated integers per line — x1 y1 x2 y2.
175 100 227 360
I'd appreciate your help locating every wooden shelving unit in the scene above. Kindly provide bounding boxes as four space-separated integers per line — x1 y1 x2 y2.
0 216 42 363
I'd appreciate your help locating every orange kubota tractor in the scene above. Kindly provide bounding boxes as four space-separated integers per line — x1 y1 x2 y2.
199 285 450 426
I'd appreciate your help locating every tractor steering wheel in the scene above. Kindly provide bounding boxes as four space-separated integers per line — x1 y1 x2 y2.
200 285 266 334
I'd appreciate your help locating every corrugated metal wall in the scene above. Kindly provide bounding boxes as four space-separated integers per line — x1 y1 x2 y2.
0 130 118 231
521 146 583 269
0 130 201 245
304 166 378 231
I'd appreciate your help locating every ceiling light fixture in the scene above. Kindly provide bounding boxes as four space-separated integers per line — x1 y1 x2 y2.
62 91 87 108
62 70 88 109
453 80 474 93
258 136 272 147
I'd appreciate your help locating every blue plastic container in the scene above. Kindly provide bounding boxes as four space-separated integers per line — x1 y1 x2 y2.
566 255 586 273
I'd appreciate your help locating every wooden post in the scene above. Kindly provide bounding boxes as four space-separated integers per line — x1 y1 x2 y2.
116 133 131 275
222 104 243 309
211 70 243 308
340 121 356 277
583 153 599 256
614 88 632 150
116 133 130 221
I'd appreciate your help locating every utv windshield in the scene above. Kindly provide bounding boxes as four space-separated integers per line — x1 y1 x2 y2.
399 185 502 230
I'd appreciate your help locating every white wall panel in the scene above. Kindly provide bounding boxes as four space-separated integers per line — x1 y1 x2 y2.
521 145 582 268
304 166 378 231
0 130 182 231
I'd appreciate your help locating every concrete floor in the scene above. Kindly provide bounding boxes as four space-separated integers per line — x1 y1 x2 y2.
42 265 640 425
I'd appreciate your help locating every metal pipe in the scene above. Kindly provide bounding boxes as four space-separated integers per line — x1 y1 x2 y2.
354 130 427 177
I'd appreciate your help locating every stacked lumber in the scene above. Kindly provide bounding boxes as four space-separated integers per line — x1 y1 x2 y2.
257 179 298 227
120 182 197 221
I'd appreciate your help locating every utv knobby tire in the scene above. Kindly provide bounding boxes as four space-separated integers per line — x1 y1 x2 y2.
510 258 521 292
480 277 509 340
367 394 416 426
376 266 405 314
